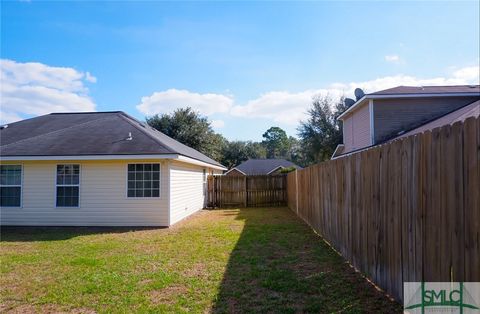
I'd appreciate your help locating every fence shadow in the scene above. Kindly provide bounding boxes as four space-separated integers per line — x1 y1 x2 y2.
211 207 401 313
0 226 163 242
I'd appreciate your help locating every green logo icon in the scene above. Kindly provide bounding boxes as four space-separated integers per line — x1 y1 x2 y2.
404 282 480 313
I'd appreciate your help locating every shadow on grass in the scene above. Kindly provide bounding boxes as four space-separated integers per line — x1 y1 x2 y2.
0 226 164 242
212 207 402 313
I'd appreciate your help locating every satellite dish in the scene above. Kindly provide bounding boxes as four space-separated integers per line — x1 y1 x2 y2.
354 88 365 100
344 98 356 107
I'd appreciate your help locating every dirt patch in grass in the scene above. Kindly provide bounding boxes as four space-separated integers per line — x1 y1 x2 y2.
148 284 188 305
182 263 208 278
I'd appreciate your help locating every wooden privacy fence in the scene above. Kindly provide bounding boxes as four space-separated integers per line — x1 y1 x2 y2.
207 174 287 208
287 116 479 303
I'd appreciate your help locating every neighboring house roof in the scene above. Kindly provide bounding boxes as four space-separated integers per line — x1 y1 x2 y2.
396 99 480 139
226 159 301 175
337 85 480 120
333 100 480 159
370 85 480 95
0 111 226 169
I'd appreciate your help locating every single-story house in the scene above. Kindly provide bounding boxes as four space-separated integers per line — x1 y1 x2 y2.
0 111 226 226
333 85 480 158
225 158 301 176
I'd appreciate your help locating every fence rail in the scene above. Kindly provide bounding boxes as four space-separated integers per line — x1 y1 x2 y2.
287 116 479 302
207 174 287 208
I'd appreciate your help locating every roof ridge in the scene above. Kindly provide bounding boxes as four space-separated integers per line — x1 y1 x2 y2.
0 115 117 149
116 112 180 154
50 111 122 115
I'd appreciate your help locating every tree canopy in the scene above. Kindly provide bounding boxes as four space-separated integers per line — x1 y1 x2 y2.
297 95 349 164
220 141 266 169
145 101 349 170
262 126 290 159
146 107 226 162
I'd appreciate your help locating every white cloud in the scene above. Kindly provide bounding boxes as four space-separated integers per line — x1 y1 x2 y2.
385 55 401 63
136 89 233 116
230 90 339 125
135 65 479 127
452 65 480 81
85 72 97 83
0 59 96 124
211 119 225 129
230 65 480 125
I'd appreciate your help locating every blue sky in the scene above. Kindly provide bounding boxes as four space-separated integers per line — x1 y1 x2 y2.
1 1 479 141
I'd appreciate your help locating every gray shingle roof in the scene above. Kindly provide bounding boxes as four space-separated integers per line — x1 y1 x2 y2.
232 159 301 175
370 85 480 95
0 111 224 168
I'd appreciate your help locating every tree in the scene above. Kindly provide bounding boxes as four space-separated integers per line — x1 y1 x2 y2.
286 136 307 167
297 95 348 165
146 107 226 161
220 141 266 169
262 126 290 158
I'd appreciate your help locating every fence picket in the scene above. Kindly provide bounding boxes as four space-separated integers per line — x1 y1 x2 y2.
286 117 479 303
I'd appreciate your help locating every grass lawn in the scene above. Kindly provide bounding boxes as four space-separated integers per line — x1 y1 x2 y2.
0 208 401 313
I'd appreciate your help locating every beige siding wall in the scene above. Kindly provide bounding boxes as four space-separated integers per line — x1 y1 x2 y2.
373 96 479 143
0 159 169 226
168 161 207 225
342 103 371 153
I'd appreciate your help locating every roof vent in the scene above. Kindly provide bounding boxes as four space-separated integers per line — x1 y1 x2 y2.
126 132 133 141
0 124 8 130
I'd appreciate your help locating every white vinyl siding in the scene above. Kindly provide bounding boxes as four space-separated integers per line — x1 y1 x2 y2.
0 160 169 226
169 161 205 225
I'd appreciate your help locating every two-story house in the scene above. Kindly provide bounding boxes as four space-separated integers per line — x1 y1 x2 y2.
333 85 480 158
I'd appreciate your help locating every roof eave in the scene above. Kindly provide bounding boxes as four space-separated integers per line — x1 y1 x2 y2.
266 166 285 175
224 167 246 175
0 153 227 170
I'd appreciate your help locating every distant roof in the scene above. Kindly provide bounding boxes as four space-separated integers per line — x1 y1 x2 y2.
370 85 480 95
229 159 301 175
396 99 480 139
338 84 480 120
0 111 225 168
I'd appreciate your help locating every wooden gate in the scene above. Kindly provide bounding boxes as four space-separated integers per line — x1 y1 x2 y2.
207 174 287 208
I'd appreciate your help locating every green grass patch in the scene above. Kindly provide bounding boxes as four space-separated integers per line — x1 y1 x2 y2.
0 208 401 313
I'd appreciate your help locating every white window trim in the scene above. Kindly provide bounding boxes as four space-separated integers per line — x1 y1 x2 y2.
0 164 23 208
126 163 162 199
55 164 81 208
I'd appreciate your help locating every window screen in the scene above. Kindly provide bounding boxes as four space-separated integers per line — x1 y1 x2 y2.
127 164 160 198
56 164 80 207
0 165 22 207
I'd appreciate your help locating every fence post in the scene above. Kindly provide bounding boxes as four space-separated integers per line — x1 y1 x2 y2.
295 169 299 214
244 176 248 208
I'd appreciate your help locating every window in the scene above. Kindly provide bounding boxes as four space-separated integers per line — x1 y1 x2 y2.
0 165 22 207
127 164 160 198
56 164 80 207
